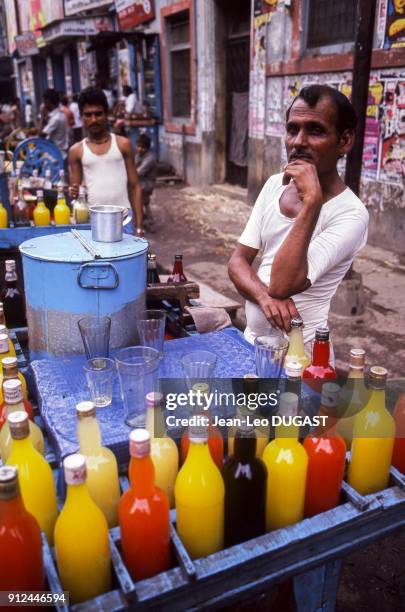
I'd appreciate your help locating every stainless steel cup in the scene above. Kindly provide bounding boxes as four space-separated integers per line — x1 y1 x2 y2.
89 205 126 242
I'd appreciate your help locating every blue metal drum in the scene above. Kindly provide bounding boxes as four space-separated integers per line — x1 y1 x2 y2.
19 230 148 360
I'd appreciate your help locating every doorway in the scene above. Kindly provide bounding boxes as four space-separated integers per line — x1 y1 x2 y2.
216 0 251 188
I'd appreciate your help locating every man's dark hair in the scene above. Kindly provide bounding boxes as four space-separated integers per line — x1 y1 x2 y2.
286 85 357 135
78 87 109 114
61 96 69 106
43 88 60 108
137 133 151 150
73 93 79 103
123 85 133 96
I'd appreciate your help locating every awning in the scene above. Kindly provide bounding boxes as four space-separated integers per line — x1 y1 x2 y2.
41 15 116 43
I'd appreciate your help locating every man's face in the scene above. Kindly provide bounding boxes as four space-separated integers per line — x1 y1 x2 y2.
81 104 108 136
285 96 351 176
394 0 405 14
136 144 147 156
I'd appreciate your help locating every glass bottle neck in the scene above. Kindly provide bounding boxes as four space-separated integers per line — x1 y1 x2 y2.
348 365 364 379
234 435 256 461
66 482 92 506
9 436 32 452
0 494 26 520
129 455 155 496
312 339 330 366
4 400 25 415
146 406 165 439
368 388 386 409
275 423 300 441
288 327 306 354
77 417 102 452
188 439 212 462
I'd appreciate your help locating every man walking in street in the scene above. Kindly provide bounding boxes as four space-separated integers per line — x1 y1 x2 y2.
135 133 157 231
68 87 143 235
228 85 369 349
35 89 68 159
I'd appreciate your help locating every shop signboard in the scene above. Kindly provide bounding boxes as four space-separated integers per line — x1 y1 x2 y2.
115 0 155 31
15 31 39 57
64 0 113 16
4 0 18 54
43 15 114 42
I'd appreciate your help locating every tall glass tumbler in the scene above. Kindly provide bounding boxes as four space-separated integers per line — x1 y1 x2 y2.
84 358 115 408
181 350 217 392
137 310 166 358
78 315 111 359
116 346 161 428
255 335 289 379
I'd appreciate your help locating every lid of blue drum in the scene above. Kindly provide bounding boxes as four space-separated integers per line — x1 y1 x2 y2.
19 231 148 263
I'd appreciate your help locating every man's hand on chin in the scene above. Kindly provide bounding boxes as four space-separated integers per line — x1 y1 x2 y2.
257 294 300 334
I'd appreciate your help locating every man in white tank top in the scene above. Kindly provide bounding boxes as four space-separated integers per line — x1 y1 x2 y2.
68 87 143 235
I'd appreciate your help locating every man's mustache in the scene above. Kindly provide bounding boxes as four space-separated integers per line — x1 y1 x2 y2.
289 152 313 161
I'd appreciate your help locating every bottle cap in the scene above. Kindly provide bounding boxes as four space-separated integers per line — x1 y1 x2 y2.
321 382 340 408
315 327 330 341
0 333 9 353
76 401 96 419
369 366 387 390
291 317 304 328
148 253 157 262
5 260 16 272
3 379 23 404
174 254 183 259
2 356 19 377
146 391 164 408
8 410 29 439
242 373 259 395
0 466 19 501
189 423 208 443
37 189 44 199
279 392 298 417
350 348 365 369
129 428 151 458
64 454 87 485
192 382 209 396
285 361 303 378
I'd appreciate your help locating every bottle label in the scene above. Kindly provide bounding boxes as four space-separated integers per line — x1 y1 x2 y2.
4 385 23 404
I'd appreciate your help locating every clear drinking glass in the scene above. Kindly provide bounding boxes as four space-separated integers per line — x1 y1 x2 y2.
84 358 115 408
255 335 289 378
137 310 166 358
115 346 161 428
78 315 111 359
181 350 217 391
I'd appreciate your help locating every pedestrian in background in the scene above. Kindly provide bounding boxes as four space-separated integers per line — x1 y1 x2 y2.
69 94 83 143
135 132 157 231
24 98 33 128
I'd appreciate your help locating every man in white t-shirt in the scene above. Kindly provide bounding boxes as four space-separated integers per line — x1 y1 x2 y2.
228 84 369 346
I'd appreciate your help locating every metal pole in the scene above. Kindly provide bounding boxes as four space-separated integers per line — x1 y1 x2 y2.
344 0 378 196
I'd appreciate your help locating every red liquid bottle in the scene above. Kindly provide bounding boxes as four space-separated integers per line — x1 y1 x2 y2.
303 328 336 392
304 383 346 517
392 393 405 474
0 466 46 592
167 254 187 283
119 429 171 581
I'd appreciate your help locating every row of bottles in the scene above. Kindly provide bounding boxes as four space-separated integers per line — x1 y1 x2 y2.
3 168 90 227
147 252 188 286
1 367 403 602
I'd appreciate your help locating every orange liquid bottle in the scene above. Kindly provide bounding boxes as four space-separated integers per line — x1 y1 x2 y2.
392 393 405 474
303 328 336 392
181 384 223 469
0 466 45 592
119 429 171 581
304 383 346 517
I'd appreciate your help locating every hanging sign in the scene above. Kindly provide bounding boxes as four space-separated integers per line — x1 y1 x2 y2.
115 0 155 31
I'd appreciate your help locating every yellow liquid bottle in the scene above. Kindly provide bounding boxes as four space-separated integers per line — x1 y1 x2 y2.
0 379 44 462
262 392 308 530
76 401 120 528
348 366 395 495
54 188 70 226
0 201 8 228
33 190 51 226
337 348 369 448
285 317 310 369
72 186 89 224
6 410 58 544
145 391 178 508
0 329 16 358
54 454 111 604
2 356 28 401
175 423 224 559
